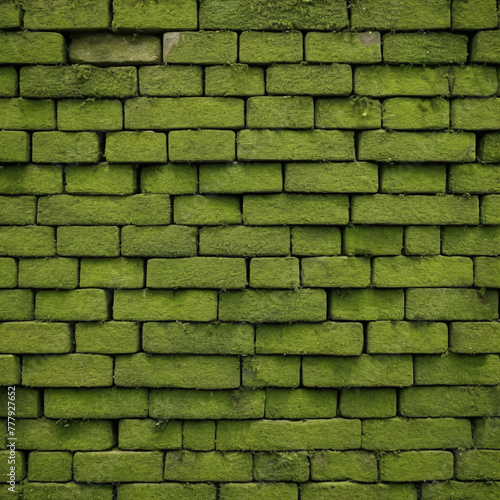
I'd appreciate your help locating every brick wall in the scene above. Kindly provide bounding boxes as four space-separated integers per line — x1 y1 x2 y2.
1 0 500 498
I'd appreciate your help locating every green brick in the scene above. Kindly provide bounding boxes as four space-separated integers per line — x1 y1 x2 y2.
76 322 139 354
310 450 377 482
382 165 446 194
80 257 143 288
380 451 453 482
315 97 381 129
14 419 115 451
0 195 35 224
244 194 349 225
0 98 55 130
220 483 298 500
199 226 290 257
351 0 450 29
174 195 241 225
0 355 21 384
303 354 413 388
250 257 299 289
199 162 282 194
18 258 78 289
267 64 351 96
343 226 402 255
106 131 166 163
28 451 72 482
240 31 302 64
114 353 239 388
143 322 253 355
355 65 450 97
22 483 112 499
74 451 163 482
475 418 500 448
0 258 16 288
292 227 341 256
118 419 181 450
121 225 197 257
114 289 217 321
306 31 381 64
217 419 360 451
0 1 21 28
456 450 500 480
400 386 500 417
57 226 119 257
352 194 478 225
471 30 500 63
169 130 235 162
183 421 215 451
118 483 216 500
329 289 404 320
66 164 135 195
247 96 313 129
0 131 30 162
256 322 363 355
0 290 34 321
149 389 264 419
449 163 500 193
125 97 244 130
0 32 66 64
20 65 137 98
45 388 147 419
205 65 265 97
219 289 326 322
422 481 500 500
452 98 500 130
383 33 467 64
32 131 99 163
0 322 71 354
449 65 498 96
483 194 500 224
199 0 347 30
301 256 370 288
0 387 41 418
367 321 448 354
35 289 109 321
242 356 300 388
453 0 498 28
23 354 112 388
480 132 500 162
164 31 237 64
265 388 336 419
362 417 472 450
139 65 203 96
340 388 397 418
451 322 500 354
141 164 196 194
0 226 55 257
0 67 17 97
58 99 122 131
383 97 449 130
302 483 417 500
254 451 309 481
407 288 498 320
0 165 62 195
443 226 500 255
147 257 246 288
475 256 500 287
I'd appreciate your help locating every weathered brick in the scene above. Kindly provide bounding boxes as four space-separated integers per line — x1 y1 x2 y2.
383 97 449 130
404 226 441 255
66 164 135 195
471 31 500 63
475 418 500 448
456 450 500 480
0 67 17 97
0 164 62 195
449 163 500 194
80 258 144 288
240 31 302 64
0 0 21 28
311 452 378 483
450 322 500 354
118 419 182 450
449 65 498 96
242 356 300 388
0 196 35 224
174 195 241 225
302 257 371 287
0 290 34 321
453 0 498 29
247 96 313 129
482 195 500 224
381 165 447 194
443 226 500 255
32 132 100 163
0 258 16 288
0 226 55 257
76 322 140 354
0 355 21 384
28 451 72 482
58 100 122 131
422 481 500 500
169 130 235 162
315 97 382 129
302 483 417 500
118 484 216 500
250 257 299 289
475 257 500 287
0 98 55 130
57 226 119 257
479 132 500 162
141 164 196 194
205 65 265 97
343 226 403 255
452 98 500 130
223 483 298 500
22 483 112 499
139 65 203 96
265 388 336 419
0 32 66 64
106 131 166 163
183 421 216 451
340 388 397 418
0 387 41 418
19 258 78 289
254 451 309 482
0 131 30 162
292 227 341 256
380 451 453 482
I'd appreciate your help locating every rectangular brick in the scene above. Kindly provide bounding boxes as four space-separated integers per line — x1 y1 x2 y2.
254 452 309 482
242 355 300 388
475 418 500 448
301 257 371 287
141 163 196 194
340 388 397 418
453 0 498 29
80 257 144 288
139 65 203 96
118 484 215 500
422 482 500 499
106 131 166 163
450 65 498 96
315 97 382 129
404 226 441 255
0 322 71 354
247 96 313 129
450 322 500 354
380 451 453 482
343 226 402 255
0 32 66 64
119 419 181 450
265 388 337 419
0 354 21 384
0 258 16 288
174 195 241 225
21 484 112 498
452 98 500 130
249 257 299 289
66 164 135 195
480 132 500 162
0 195 36 224
482 194 500 224
471 30 500 63
0 130 30 162
302 483 416 500
76 321 140 354
58 100 122 131
240 31 302 64
292 227 341 256
443 226 500 255
0 164 62 195
383 97 449 130
0 226 55 257
57 226 119 257
449 163 500 194
0 1 21 28
0 98 55 130
475 256 500 287
456 450 500 480
0 290 34 321
205 65 265 97
310 450 377 482
381 165 447 193
169 130 235 162
32 131 100 163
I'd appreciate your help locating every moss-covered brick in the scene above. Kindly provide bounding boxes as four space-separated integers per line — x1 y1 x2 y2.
422 481 500 500
0 67 17 97
57 226 119 257
0 165 62 195
482 194 500 224
479 132 500 162
32 132 100 163
219 289 326 322
217 419 360 451
355 65 450 97
450 322 500 354
220 483 298 500
106 131 166 163
15 418 114 451
0 258 16 288
0 290 34 321
45 388 148 419
118 419 181 450
240 31 302 65
310 450 377 482
149 389 264 419
58 100 122 131
256 322 363 356
453 0 498 28
125 97 244 129
456 450 500 480
291 227 340 256
1 450 24 481
0 98 55 130
242 356 300 388
381 165 446 194
471 31 500 63
250 257 298 289
0 130 30 162
0 226 55 257
18 258 78 289
443 226 500 255
80 258 144 288
352 194 478 225
28 451 72 482
301 256 370 288
76 322 139 354
265 388 336 418
199 163 282 194
247 96 312 129
205 65 264 97
329 289 404 320
66 164 135 195
0 1 21 28
343 226 402 255
199 226 290 257
139 65 203 96
169 130 235 162
367 321 447 354
449 65 498 96
452 98 500 130
475 418 500 448
449 163 500 193
380 450 453 482
400 386 500 417
0 32 65 64
144 320 252 355
340 388 396 418
383 97 449 130
304 483 417 500
475 257 500 287
362 417 472 450
0 195 35 225
114 353 239 388
174 195 241 225
35 289 109 321
114 290 217 321
74 451 163 482
141 164 196 194
315 98 381 130
22 483 113 499
183 421 216 451
266 64 351 96
254 451 309 481
0 354 21 384
20 65 137 98
406 288 498 320
118 483 216 500
200 0 348 30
